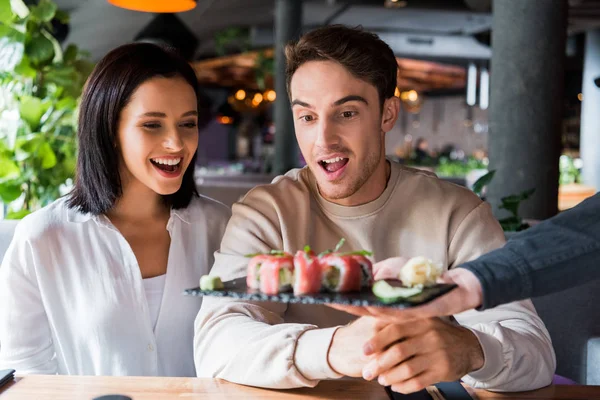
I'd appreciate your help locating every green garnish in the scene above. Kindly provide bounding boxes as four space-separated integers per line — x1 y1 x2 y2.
244 250 287 258
339 250 373 257
318 238 346 257
333 238 346 252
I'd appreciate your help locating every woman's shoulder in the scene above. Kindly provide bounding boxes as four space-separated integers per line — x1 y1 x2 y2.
174 194 231 225
12 197 79 241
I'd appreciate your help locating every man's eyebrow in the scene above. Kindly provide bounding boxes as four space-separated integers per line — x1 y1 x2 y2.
291 99 312 108
333 95 368 106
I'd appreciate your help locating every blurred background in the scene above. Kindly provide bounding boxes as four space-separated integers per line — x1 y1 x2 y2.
0 0 597 225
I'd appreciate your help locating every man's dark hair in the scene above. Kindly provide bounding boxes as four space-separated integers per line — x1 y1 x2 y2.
285 25 398 108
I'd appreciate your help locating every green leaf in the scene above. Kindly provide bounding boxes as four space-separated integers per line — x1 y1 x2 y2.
0 157 20 180
29 0 56 22
10 0 29 19
499 216 523 232
38 141 56 169
13 53 36 77
471 170 495 197
6 209 30 219
54 9 69 24
0 0 12 24
56 96 76 110
45 64 77 87
63 43 77 63
15 134 42 160
19 96 50 131
0 182 22 203
44 28 62 62
26 31 54 66
0 24 25 72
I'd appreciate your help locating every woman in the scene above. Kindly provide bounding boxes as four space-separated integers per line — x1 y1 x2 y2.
0 43 231 377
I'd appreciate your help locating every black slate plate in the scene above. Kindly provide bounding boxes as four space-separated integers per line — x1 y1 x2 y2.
184 278 457 309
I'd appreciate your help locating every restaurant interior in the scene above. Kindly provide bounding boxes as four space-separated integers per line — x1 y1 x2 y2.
1 0 599 399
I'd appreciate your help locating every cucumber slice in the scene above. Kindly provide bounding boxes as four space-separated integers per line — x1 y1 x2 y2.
372 280 422 302
279 267 293 287
200 275 224 291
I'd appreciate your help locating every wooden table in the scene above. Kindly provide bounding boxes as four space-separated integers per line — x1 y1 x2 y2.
1 375 600 400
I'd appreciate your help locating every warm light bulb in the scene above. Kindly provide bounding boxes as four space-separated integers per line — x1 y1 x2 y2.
265 90 277 102
235 90 246 101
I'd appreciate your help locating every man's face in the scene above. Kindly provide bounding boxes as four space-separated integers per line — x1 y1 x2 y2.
290 60 399 205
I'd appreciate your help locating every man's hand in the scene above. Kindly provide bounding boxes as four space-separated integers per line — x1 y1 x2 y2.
327 316 382 377
362 318 484 394
329 262 484 323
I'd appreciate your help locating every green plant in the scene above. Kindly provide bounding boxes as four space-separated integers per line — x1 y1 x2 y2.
497 189 535 232
435 156 487 177
471 170 534 232
471 169 495 197
213 27 273 90
0 0 93 219
559 154 581 185
213 27 250 56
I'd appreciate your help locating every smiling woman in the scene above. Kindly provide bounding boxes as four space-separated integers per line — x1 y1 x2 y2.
0 43 231 378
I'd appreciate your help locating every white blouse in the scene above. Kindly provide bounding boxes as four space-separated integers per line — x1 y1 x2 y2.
0 195 230 377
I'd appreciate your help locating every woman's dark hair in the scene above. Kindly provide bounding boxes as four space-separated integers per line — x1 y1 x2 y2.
67 42 200 215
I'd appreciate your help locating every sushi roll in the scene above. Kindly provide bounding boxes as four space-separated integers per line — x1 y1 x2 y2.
293 246 322 295
259 254 295 295
352 255 374 288
319 254 362 293
246 254 269 290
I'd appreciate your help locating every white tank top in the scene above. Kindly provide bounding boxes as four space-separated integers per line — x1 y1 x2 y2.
142 274 167 331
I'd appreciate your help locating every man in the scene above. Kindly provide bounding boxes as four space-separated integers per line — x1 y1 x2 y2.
194 25 555 394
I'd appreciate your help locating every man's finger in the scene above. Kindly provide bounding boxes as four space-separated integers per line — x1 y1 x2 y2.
378 354 431 387
389 370 439 395
363 337 421 379
364 319 433 354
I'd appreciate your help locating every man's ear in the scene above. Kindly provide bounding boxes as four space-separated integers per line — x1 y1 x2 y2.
381 96 400 133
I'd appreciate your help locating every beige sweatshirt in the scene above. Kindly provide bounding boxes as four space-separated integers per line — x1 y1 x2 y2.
194 162 555 391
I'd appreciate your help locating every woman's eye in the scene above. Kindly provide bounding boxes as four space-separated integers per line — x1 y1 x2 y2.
181 122 198 129
299 115 314 122
143 123 161 129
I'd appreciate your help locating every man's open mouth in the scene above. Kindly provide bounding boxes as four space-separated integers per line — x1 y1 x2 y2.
318 157 349 173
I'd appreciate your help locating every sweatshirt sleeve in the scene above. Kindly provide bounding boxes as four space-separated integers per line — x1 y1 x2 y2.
448 202 556 392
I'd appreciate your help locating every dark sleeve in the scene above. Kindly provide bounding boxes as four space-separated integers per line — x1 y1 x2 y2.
460 193 600 309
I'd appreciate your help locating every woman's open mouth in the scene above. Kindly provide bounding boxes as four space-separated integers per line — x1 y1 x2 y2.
150 157 183 178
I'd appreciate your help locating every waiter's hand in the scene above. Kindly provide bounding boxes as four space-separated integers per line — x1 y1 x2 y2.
328 258 484 323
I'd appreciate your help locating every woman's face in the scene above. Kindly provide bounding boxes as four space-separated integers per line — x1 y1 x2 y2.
116 76 199 196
